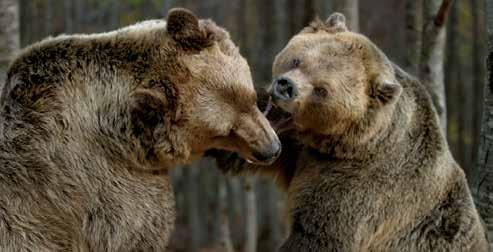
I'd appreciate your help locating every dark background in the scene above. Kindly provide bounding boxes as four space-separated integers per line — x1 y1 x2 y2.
4 0 487 251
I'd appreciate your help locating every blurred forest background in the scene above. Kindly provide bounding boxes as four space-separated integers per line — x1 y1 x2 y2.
0 0 490 251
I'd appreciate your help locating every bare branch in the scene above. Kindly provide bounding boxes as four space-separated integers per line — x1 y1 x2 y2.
434 0 454 27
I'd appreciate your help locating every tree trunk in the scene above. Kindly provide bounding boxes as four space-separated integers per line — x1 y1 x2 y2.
419 0 453 135
404 0 422 75
64 0 73 33
45 0 54 35
473 0 493 247
453 0 467 173
218 176 234 252
332 0 359 32
184 163 202 252
302 0 317 26
0 0 20 87
286 0 302 37
471 0 485 182
110 0 120 29
444 0 458 156
244 177 257 252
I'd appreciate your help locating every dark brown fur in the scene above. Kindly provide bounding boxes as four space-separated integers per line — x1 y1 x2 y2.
216 13 489 252
0 8 279 251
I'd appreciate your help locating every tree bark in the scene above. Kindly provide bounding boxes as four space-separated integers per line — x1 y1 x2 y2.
244 177 257 252
332 0 359 32
0 0 20 88
453 0 466 173
184 163 202 252
64 0 73 33
286 0 302 37
444 0 458 155
404 0 422 75
218 176 234 252
302 0 317 26
110 0 120 29
471 0 485 181
473 0 493 247
45 0 54 35
419 0 453 135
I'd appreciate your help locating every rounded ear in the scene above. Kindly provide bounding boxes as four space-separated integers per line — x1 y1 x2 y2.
130 90 167 149
325 12 348 32
166 8 210 50
372 77 402 105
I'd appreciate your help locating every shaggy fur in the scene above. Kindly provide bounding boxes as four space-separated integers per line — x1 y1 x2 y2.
216 13 489 251
0 8 279 251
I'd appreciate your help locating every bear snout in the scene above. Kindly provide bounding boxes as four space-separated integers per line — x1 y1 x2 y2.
272 77 298 101
251 138 282 165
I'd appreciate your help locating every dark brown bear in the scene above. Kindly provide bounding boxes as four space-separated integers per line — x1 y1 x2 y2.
0 8 280 251
217 13 489 251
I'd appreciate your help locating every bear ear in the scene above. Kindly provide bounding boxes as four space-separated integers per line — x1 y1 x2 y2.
130 90 166 141
166 8 209 50
325 12 348 32
373 80 402 105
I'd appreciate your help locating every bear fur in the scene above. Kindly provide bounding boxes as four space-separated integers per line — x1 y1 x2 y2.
0 8 280 251
216 13 489 251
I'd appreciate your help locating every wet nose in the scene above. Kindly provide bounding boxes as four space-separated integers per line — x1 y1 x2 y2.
252 139 282 164
272 77 298 101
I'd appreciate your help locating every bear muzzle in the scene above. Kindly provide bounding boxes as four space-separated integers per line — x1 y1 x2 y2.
250 138 282 165
271 77 299 101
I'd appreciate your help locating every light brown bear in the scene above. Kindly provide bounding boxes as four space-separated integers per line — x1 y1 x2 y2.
216 13 489 251
0 8 280 251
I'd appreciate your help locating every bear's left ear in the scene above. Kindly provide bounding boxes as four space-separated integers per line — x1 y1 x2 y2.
373 78 402 105
166 8 210 50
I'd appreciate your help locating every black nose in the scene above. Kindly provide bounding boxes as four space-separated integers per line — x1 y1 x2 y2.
252 140 282 164
272 77 298 100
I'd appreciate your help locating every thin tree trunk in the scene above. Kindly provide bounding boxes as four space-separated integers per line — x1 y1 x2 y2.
0 0 20 87
453 0 468 173
419 0 453 135
445 0 459 161
471 0 485 181
404 0 422 75
75 0 85 32
218 176 234 252
223 0 240 37
302 0 317 26
286 0 300 37
244 0 258 62
244 177 257 252
227 177 244 248
332 0 359 32
473 0 493 247
64 0 73 33
110 0 120 29
184 164 201 252
45 0 54 35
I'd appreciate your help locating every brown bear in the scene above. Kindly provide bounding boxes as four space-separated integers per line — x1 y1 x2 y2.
0 8 280 251
216 13 489 251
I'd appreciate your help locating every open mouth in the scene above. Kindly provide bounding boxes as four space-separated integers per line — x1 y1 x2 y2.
262 96 295 134
245 157 276 166
239 148 280 166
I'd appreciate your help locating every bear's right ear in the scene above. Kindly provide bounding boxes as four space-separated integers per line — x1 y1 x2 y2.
166 8 209 50
325 12 348 32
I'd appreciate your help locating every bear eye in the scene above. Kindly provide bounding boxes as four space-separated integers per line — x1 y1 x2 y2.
313 87 328 98
291 58 301 68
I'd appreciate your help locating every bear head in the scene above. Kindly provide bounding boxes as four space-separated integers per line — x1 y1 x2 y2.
268 13 402 150
131 8 281 168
